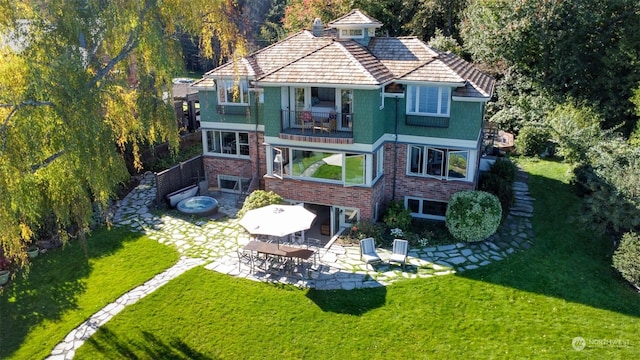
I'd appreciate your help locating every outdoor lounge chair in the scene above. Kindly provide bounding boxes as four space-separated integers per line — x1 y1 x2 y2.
389 239 409 269
359 238 381 268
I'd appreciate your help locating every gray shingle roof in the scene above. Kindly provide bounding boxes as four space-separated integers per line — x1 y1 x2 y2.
257 39 393 85
197 14 494 99
327 9 383 27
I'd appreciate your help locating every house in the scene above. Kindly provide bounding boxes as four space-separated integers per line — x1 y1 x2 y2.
192 9 495 238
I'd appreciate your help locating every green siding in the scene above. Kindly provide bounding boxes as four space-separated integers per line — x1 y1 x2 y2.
262 87 282 137
199 85 485 144
197 90 259 125
352 89 385 144
387 98 483 141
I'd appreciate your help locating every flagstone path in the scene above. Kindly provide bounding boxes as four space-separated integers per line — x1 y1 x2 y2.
49 170 535 359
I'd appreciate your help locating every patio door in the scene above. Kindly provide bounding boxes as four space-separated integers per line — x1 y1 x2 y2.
336 207 359 229
290 87 308 129
338 89 352 131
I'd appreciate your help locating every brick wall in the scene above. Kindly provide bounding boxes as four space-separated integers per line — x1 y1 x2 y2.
382 142 475 205
264 177 384 220
204 132 266 189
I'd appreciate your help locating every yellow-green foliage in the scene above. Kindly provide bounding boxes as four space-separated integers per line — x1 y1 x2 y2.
237 190 284 218
0 0 246 267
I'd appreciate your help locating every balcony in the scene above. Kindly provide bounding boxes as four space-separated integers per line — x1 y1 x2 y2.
279 110 353 144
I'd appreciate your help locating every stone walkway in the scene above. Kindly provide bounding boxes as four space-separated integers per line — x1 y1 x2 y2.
49 170 535 359
47 257 204 360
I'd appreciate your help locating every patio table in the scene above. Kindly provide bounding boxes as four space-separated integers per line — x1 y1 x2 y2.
243 241 316 274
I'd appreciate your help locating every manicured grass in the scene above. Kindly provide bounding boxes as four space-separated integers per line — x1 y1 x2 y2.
75 158 639 358
0 227 179 360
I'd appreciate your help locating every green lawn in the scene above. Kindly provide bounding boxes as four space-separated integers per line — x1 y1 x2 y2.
2 158 639 359
0 227 179 360
73 158 639 359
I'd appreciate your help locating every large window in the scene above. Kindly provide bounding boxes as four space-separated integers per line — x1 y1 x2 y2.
218 79 249 105
205 131 250 157
408 145 468 180
272 148 368 186
406 197 448 220
407 85 450 116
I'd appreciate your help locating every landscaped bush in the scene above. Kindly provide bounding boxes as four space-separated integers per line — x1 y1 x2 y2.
515 125 552 156
445 191 502 242
344 220 386 244
489 158 518 183
479 159 516 214
612 232 640 289
383 200 412 230
479 172 514 214
237 190 284 218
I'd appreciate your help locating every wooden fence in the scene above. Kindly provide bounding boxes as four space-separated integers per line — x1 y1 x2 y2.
155 155 205 206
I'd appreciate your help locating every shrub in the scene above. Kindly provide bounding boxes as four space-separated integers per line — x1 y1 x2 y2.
383 200 412 230
479 172 514 213
515 125 552 156
490 158 518 183
347 220 385 243
445 191 502 242
612 232 640 289
237 190 284 218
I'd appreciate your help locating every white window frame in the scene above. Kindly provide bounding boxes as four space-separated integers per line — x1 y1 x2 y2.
217 79 249 105
340 28 364 39
218 175 251 194
371 147 384 182
407 145 470 181
273 147 284 179
204 130 250 158
407 85 450 117
405 196 448 220
267 147 373 186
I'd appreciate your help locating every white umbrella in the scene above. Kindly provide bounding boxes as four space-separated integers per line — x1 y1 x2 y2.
239 204 316 239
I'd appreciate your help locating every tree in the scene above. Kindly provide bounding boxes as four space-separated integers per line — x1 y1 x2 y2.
546 101 603 164
255 0 288 46
404 0 468 41
577 138 640 235
283 0 351 34
461 0 640 133
428 28 463 56
0 0 246 267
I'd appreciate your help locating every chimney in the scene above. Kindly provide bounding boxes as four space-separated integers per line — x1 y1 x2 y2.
312 18 323 37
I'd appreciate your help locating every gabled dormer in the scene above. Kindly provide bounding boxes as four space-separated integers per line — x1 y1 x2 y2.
327 9 382 46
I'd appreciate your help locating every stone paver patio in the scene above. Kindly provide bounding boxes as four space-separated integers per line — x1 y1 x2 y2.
48 170 535 359
113 169 533 289
109 171 534 290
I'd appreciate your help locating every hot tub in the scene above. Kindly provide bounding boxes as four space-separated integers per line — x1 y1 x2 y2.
176 196 219 217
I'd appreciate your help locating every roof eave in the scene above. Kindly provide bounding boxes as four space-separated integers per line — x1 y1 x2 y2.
254 81 381 90
452 95 492 103
397 80 466 87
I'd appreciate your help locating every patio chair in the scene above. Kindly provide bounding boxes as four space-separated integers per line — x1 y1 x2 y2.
237 249 253 273
389 239 409 270
359 238 381 269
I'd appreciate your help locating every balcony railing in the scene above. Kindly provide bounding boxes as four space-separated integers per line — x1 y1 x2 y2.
217 104 251 116
406 115 449 128
280 110 353 135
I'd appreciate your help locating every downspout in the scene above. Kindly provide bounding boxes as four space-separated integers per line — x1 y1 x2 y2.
392 96 399 201
254 88 260 189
